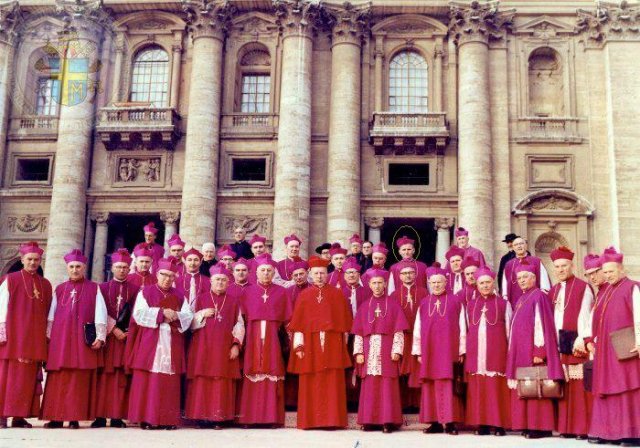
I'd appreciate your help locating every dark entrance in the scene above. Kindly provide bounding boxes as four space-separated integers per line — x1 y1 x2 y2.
379 218 436 267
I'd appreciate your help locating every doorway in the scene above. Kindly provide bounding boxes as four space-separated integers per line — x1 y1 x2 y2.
378 218 436 267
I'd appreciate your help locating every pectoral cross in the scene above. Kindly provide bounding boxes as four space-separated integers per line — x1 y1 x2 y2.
374 304 382 318
481 304 488 314
33 287 40 300
70 289 78 304
261 292 268 302
116 294 123 310
434 299 441 313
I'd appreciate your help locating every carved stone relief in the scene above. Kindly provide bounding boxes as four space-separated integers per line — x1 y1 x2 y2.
6 215 48 233
110 152 170 188
219 215 272 241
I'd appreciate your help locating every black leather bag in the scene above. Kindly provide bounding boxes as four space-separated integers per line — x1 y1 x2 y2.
115 302 131 332
453 361 466 397
83 322 96 346
558 329 579 355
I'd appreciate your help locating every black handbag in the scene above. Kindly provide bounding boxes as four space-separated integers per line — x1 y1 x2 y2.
453 361 466 397
583 360 594 392
115 302 131 332
84 322 97 346
558 329 579 355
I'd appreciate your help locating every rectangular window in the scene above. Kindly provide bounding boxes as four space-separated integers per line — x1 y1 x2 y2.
240 75 270 113
35 78 60 116
388 162 430 186
232 158 267 182
15 158 51 182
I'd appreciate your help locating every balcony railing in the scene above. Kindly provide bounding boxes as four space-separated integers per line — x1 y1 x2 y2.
221 113 278 139
515 117 581 143
96 103 181 150
369 112 449 153
9 115 59 140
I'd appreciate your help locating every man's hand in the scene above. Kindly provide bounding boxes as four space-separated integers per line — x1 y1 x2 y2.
355 354 364 364
296 351 305 359
112 328 127 341
630 345 640 358
163 309 177 322
586 342 595 354
91 339 104 350
202 308 216 318
459 354 465 364
573 346 588 358
391 353 401 362
533 356 544 365
417 356 422 364
229 345 240 360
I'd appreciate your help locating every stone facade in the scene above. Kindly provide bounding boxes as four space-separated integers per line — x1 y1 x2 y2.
0 0 638 284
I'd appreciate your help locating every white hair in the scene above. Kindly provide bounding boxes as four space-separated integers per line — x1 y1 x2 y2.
202 242 216 251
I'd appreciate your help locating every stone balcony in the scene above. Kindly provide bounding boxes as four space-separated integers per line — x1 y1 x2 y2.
514 117 582 143
96 102 181 151
369 112 450 155
220 113 279 139
8 115 59 140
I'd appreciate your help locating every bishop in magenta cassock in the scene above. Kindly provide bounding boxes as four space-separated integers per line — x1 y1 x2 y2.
548 246 594 439
327 245 348 290
288 256 353 430
126 258 193 429
167 234 187 278
92 249 140 429
175 248 210 309
237 254 291 427
216 245 236 271
464 267 511 436
185 265 244 428
340 258 366 411
412 265 467 435
388 236 428 294
41 249 108 429
502 237 551 306
283 260 309 410
126 245 157 289
588 247 640 446
277 234 304 284
461 257 480 304
131 222 164 274
228 258 252 297
445 246 466 295
389 261 427 410
450 227 487 269
505 260 563 439
353 269 408 433
0 242 52 428
245 234 268 284
361 244 390 298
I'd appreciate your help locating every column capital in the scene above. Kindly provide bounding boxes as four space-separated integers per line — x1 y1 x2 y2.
325 1 370 47
91 211 110 224
160 210 180 225
365 216 384 229
449 1 514 46
55 0 113 37
0 1 20 45
182 0 235 42
576 1 640 47
434 217 455 230
274 0 324 40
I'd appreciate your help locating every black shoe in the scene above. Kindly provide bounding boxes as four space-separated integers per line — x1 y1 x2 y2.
475 425 490 436
212 424 223 430
11 418 32 428
44 421 63 429
620 440 640 447
140 422 151 430
362 425 375 432
382 424 394 434
424 423 444 434
588 437 605 444
110 419 126 428
561 433 577 438
68 421 80 429
0 418 7 429
494 427 506 436
577 434 588 440
525 430 552 439
90 418 106 428
445 423 458 435
164 425 177 430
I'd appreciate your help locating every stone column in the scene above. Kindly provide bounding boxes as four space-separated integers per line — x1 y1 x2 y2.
373 35 384 111
169 31 183 110
44 4 110 285
91 212 109 282
180 0 232 247
0 2 19 187
365 217 384 245
271 0 321 260
110 32 125 103
160 210 180 253
325 3 369 244
435 217 455 265
449 2 513 268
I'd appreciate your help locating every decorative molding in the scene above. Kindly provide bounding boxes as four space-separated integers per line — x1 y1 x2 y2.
219 215 271 241
324 1 371 46
365 216 384 229
434 217 455 230
6 215 48 233
449 1 515 46
515 15 575 41
109 151 171 188
0 1 20 45
231 12 279 36
371 14 448 37
526 155 574 190
160 210 180 224
90 211 110 224
512 189 595 217
55 0 113 34
534 230 569 253
274 0 325 39
182 0 236 42
576 1 640 46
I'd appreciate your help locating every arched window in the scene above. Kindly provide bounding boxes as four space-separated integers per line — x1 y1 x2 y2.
130 47 169 107
389 51 428 113
237 47 271 113
528 47 564 117
35 56 61 116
